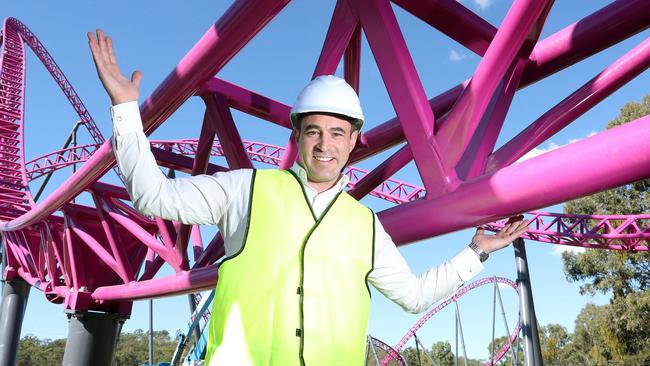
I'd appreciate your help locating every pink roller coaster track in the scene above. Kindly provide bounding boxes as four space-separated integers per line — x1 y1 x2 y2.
1 0 649 321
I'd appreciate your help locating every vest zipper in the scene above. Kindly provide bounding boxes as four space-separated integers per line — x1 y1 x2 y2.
297 190 343 366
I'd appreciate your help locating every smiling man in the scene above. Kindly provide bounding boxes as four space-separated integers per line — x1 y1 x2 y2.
88 30 529 366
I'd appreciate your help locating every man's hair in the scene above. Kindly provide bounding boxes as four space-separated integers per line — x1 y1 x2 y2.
295 112 358 133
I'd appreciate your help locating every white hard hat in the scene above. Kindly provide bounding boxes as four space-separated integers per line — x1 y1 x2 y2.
290 75 364 131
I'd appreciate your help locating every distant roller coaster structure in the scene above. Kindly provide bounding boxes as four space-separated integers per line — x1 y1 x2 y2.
0 1 649 365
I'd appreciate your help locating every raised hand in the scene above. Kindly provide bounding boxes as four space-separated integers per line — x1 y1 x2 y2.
87 29 142 105
472 215 530 254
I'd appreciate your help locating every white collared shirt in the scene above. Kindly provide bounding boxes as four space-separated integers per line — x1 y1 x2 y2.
111 101 483 314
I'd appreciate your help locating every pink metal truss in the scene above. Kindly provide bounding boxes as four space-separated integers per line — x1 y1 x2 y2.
0 0 648 315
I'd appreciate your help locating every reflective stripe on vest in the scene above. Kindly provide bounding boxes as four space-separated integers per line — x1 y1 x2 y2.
205 169 375 365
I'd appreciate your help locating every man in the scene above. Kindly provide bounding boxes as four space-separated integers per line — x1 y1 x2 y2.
88 30 529 365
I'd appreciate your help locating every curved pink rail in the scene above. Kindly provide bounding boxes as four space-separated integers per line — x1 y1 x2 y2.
385 277 521 366
0 0 648 315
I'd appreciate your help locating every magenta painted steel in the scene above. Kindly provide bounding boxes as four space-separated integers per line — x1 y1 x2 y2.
384 277 521 366
0 0 648 316
437 0 552 169
350 0 449 195
393 0 495 56
489 36 650 172
20 138 650 251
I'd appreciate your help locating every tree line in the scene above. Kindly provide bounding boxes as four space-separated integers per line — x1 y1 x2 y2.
17 329 179 366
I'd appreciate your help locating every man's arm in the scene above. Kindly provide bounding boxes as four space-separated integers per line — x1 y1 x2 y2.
89 30 244 225
369 216 528 314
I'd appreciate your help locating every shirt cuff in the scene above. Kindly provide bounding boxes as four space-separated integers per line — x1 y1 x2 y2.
449 246 484 281
110 101 143 136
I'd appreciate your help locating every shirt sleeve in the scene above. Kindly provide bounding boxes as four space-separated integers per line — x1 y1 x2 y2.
110 101 249 226
368 216 484 314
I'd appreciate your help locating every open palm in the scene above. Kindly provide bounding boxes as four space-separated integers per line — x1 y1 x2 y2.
472 215 529 254
87 29 142 105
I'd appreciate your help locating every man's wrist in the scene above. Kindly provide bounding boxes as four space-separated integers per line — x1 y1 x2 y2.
468 241 489 262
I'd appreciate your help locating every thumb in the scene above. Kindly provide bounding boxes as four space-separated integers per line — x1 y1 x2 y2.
131 70 143 88
475 228 484 237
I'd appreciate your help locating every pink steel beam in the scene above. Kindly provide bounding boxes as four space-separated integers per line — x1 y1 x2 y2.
22 139 650 251
379 115 650 245
488 36 650 172
392 0 496 56
436 0 553 170
350 0 450 196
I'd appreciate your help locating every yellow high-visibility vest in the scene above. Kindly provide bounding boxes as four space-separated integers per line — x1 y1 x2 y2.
205 169 375 365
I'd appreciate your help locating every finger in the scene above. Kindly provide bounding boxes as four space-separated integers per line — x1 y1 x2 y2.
131 70 143 88
96 29 112 64
87 32 100 60
106 36 118 65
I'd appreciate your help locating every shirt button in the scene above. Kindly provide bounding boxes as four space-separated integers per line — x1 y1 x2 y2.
116 116 123 122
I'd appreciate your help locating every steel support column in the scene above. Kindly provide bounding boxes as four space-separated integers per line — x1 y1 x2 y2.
62 311 127 366
513 238 543 366
0 278 30 366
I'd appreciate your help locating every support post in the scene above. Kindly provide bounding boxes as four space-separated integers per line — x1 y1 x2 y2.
0 278 30 366
513 238 543 366
149 299 154 365
62 311 127 366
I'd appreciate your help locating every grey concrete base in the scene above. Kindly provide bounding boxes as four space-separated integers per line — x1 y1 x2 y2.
0 279 30 366
62 311 127 366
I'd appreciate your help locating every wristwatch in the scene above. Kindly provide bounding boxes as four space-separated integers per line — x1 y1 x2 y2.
469 241 489 262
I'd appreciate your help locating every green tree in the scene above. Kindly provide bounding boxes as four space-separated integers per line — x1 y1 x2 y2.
15 329 180 366
538 324 571 365
487 335 523 366
430 341 454 366
113 329 178 366
561 95 650 363
17 335 66 365
401 346 432 366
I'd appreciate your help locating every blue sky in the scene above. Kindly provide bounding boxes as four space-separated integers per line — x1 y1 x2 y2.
3 0 649 361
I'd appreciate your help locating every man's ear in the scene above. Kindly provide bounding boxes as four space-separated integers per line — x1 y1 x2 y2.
293 128 301 144
349 129 359 150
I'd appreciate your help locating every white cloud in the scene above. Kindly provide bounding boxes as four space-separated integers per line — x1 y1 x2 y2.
459 0 494 11
550 245 586 256
516 131 598 163
472 0 493 10
449 49 467 62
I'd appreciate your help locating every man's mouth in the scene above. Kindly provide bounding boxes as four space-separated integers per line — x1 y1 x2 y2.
313 156 334 162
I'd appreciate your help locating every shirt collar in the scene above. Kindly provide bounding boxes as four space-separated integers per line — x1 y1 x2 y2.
290 163 350 194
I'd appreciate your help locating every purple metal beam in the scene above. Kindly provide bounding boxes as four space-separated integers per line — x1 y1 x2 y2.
201 77 291 129
522 0 650 86
391 0 496 56
379 115 650 244
350 0 450 196
344 24 361 94
349 145 412 200
488 36 650 172
203 94 253 169
92 265 218 301
436 0 553 170
140 0 290 134
312 0 358 77
455 60 526 180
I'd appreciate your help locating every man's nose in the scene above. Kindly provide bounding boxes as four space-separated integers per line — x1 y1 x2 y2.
316 134 332 149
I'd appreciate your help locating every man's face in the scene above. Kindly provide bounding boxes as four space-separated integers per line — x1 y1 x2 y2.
295 113 359 192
